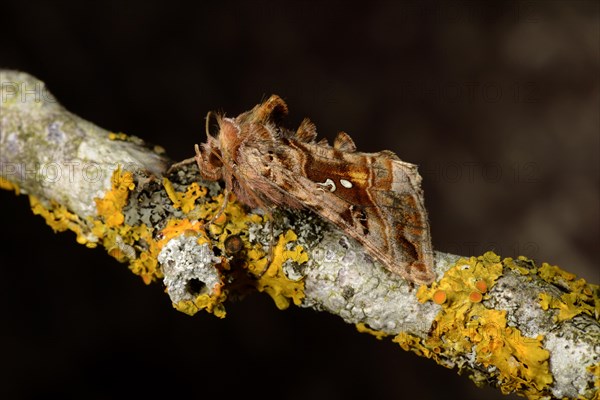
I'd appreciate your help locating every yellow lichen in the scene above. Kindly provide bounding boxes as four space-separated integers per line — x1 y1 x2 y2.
537 263 599 322
128 224 160 284
174 293 227 318
251 230 307 310
157 185 307 314
90 167 167 284
589 364 600 396
417 251 504 306
504 256 536 277
538 262 577 283
173 279 227 318
22 168 144 260
393 332 434 358
17 159 307 316
414 252 553 398
157 219 207 247
95 167 135 227
163 178 207 214
29 196 92 247
539 291 597 322
355 323 389 340
198 192 263 255
108 132 129 141
0 176 20 195
158 187 308 314
91 219 160 284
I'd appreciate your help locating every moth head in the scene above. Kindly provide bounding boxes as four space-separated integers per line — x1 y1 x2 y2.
204 111 240 160
192 113 221 179
194 139 223 181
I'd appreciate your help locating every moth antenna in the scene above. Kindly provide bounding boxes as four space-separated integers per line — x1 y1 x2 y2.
205 111 227 139
205 111 215 139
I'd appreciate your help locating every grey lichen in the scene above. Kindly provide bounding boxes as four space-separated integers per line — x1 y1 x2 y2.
544 318 600 398
301 230 453 336
0 70 167 222
484 270 558 337
484 269 599 398
158 236 221 304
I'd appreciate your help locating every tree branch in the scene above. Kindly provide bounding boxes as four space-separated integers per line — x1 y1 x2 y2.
1 71 598 400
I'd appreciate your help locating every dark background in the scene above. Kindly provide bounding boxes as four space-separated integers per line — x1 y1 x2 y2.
0 1 598 399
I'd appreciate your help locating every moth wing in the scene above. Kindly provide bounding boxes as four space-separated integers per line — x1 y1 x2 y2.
317 137 329 147
236 144 306 210
273 147 435 285
236 95 289 126
295 118 317 142
243 134 435 285
366 162 435 285
333 131 357 152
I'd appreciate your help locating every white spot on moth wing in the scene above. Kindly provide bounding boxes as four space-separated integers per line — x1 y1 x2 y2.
340 179 353 188
316 178 336 192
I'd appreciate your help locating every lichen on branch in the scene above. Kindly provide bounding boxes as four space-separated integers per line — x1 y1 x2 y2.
0 70 598 400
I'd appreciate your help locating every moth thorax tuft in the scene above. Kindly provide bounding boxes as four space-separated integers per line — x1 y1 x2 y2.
219 119 241 155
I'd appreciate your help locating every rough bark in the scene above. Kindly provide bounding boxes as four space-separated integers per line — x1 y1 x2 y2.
1 70 598 400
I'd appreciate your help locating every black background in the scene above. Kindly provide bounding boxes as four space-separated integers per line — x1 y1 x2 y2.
0 1 598 399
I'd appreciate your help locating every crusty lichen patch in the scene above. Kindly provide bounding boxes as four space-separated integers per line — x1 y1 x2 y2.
163 177 206 214
414 252 553 399
159 234 227 318
539 292 596 322
537 263 599 322
503 256 537 278
4 170 94 246
0 176 20 194
393 331 445 362
503 256 599 323
250 229 307 310
92 175 214 287
29 196 92 246
94 166 135 228
108 132 129 141
356 322 389 340
173 291 227 318
160 175 308 312
90 168 161 283
590 364 600 395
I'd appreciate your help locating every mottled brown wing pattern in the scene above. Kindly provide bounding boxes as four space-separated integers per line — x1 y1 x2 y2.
255 140 435 285
195 95 436 285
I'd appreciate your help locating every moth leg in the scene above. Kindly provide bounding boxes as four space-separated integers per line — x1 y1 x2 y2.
205 188 230 227
166 157 196 174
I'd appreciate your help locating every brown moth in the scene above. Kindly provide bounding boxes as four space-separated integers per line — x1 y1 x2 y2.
195 95 435 285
